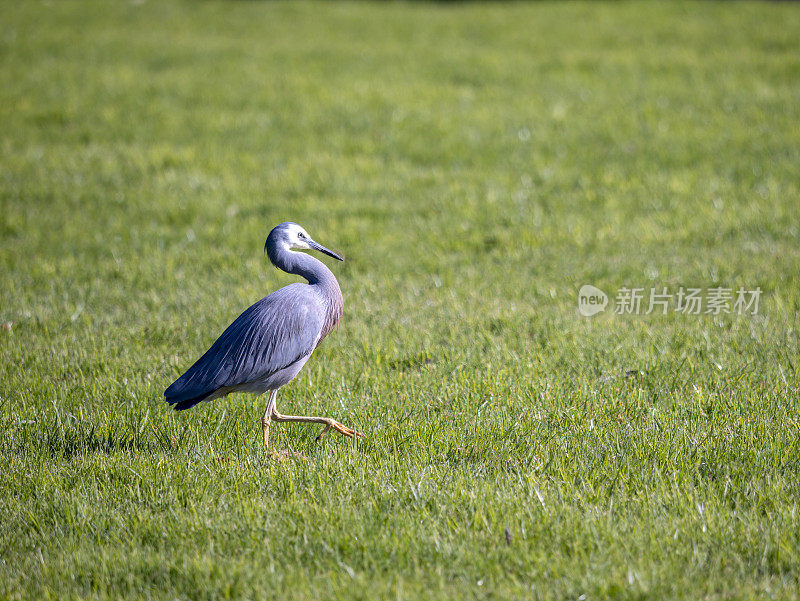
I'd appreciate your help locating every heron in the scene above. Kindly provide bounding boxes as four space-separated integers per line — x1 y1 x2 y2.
164 221 360 448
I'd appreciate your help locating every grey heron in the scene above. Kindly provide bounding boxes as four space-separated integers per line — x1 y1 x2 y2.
164 222 359 448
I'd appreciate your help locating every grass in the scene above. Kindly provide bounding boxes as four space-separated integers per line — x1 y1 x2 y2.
1 0 800 599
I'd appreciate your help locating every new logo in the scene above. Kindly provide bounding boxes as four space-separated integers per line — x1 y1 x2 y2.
578 285 608 317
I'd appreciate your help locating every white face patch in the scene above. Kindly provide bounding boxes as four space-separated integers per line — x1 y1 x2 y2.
286 223 313 250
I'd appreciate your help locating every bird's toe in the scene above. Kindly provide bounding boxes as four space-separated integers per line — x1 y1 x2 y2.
331 421 361 438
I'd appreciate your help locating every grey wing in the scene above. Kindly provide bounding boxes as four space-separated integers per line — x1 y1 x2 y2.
164 284 324 410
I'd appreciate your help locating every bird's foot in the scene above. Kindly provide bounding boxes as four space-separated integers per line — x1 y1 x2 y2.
265 449 309 461
316 420 361 441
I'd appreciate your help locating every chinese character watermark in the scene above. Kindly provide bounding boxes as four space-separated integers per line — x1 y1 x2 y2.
578 285 761 317
614 288 646 315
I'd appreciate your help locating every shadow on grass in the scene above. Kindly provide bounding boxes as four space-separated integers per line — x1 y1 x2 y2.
7 421 183 459
387 352 435 372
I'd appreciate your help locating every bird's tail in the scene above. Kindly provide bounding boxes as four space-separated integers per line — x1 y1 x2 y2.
164 379 208 411
170 396 204 411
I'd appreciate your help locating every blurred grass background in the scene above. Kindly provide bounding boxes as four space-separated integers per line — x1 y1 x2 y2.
1 1 799 599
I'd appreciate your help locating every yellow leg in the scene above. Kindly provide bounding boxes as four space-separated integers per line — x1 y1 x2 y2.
271 410 361 440
262 390 277 447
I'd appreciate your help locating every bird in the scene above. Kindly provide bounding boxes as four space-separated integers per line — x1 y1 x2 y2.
164 222 359 448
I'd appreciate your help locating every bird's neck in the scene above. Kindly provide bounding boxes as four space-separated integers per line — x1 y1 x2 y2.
281 250 334 287
281 250 343 340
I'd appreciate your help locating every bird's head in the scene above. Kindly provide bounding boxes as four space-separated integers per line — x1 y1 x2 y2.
266 222 344 263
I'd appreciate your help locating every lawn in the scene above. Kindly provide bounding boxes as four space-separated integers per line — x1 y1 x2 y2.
1 1 799 599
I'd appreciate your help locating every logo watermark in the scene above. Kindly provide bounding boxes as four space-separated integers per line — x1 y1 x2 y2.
578 285 761 317
578 285 609 317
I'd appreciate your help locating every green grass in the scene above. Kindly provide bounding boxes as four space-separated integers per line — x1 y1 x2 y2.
2 1 800 599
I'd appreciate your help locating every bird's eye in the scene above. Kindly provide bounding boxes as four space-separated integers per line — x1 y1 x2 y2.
297 232 305 239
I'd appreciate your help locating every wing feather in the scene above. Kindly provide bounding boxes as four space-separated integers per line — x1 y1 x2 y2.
164 284 324 405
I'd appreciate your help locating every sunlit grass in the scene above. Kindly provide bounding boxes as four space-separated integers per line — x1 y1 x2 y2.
1 1 799 599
